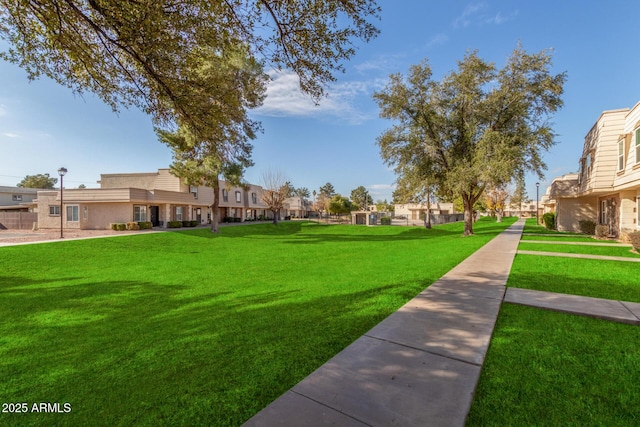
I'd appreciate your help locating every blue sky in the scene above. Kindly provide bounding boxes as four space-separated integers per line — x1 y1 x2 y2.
2 1 640 203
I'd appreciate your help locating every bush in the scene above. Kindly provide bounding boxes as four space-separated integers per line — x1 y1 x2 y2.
541 212 555 230
629 231 640 251
380 217 392 225
578 220 596 235
116 223 127 231
110 223 118 231
595 224 609 238
126 222 140 230
167 221 183 228
138 221 153 230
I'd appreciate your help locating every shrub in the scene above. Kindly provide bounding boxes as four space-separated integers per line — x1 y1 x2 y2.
167 221 183 228
190 220 198 227
380 217 392 225
629 231 640 251
541 212 555 230
126 222 140 230
578 220 596 235
595 224 609 238
110 223 118 231
116 223 127 231
138 221 153 230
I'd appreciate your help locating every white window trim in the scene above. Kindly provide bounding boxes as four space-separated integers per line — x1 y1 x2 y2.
235 191 241 203
636 129 640 164
133 205 147 222
49 205 61 216
66 205 79 222
618 139 625 172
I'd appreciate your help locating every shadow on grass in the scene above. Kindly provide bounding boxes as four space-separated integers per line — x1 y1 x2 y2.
172 218 515 245
0 275 424 427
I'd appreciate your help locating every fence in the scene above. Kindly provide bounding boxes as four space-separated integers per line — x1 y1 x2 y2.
0 212 38 230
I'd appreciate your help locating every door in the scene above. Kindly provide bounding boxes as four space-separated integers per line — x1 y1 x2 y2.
150 206 160 227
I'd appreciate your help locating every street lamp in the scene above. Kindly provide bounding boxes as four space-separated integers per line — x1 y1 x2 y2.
536 182 540 225
58 167 67 238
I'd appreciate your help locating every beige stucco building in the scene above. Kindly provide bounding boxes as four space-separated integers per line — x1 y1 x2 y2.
33 168 309 230
544 102 640 237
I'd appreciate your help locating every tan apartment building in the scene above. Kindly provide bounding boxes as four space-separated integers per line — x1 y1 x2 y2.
394 202 457 220
33 168 279 230
545 102 640 238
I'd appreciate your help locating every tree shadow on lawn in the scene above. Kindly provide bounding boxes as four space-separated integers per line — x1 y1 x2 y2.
0 275 425 427
507 271 640 303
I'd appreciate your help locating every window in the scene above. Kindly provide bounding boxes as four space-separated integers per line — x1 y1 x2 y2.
49 205 60 216
66 205 79 222
175 206 183 221
251 192 257 204
12 194 22 201
618 139 625 171
133 205 147 222
600 200 608 224
235 191 241 203
190 185 198 199
585 153 592 179
636 129 640 164
223 189 228 202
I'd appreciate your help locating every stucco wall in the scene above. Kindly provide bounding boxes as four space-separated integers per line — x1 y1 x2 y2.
556 197 598 232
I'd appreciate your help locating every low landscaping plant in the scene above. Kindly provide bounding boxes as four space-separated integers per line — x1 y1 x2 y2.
541 212 555 230
167 220 184 228
126 221 140 230
629 231 640 251
594 224 609 238
380 217 392 225
578 219 596 235
138 221 153 230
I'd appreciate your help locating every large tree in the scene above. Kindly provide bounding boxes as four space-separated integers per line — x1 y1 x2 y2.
350 186 372 211
260 169 289 225
17 173 57 189
157 45 267 232
374 46 566 235
1 0 380 138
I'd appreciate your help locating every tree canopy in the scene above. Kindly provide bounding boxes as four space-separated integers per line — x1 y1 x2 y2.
374 46 566 235
349 186 372 211
17 173 57 189
1 0 380 138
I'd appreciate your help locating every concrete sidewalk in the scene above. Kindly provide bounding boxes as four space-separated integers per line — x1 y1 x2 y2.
244 219 525 427
505 288 640 325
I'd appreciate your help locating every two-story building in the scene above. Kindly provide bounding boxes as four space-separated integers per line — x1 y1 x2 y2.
546 102 640 238
33 168 278 230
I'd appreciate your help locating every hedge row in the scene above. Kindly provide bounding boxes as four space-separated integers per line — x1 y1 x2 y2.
110 221 153 231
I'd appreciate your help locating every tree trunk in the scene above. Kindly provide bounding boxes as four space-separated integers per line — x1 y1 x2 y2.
210 180 220 233
272 210 279 225
424 188 432 229
496 209 503 223
462 194 474 236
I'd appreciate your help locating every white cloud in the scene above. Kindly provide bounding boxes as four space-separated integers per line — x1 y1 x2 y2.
453 3 517 28
2 132 20 138
453 2 487 28
426 33 449 49
254 70 376 124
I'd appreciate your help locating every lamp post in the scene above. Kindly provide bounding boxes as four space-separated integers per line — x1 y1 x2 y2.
58 167 67 238
536 182 540 225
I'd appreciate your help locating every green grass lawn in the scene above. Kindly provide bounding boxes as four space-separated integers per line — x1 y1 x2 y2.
518 241 640 258
467 304 640 426
520 234 622 243
0 217 514 426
